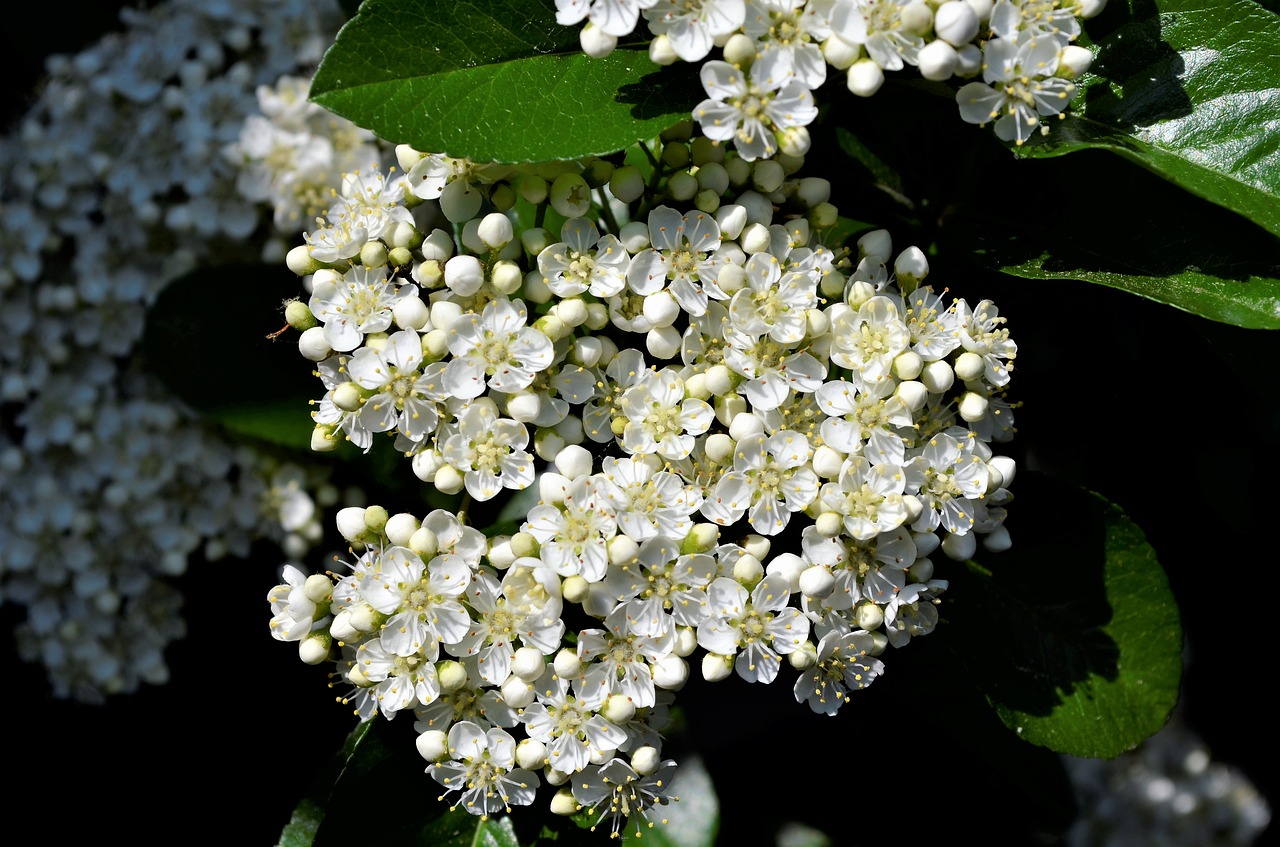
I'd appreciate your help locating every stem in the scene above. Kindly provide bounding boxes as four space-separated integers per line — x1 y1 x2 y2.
456 492 473 526
596 187 621 236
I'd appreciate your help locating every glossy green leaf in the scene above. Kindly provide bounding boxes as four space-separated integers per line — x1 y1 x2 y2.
309 0 697 162
945 473 1183 758
278 722 373 847
1018 0 1280 237
988 247 1280 329
142 264 318 449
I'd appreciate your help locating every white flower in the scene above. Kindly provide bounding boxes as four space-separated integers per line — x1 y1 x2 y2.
727 253 817 343
904 432 989 535
428 722 540 816
627 206 725 317
814 378 912 464
267 564 323 642
956 37 1076 145
598 455 704 542
522 475 619 582
620 368 714 461
706 431 818 535
601 535 719 634
697 573 810 683
828 295 909 382
829 0 925 71
572 756 681 838
352 635 440 718
347 329 445 442
743 0 831 88
447 572 565 686
819 456 909 541
538 217 630 298
309 266 413 353
883 579 947 647
556 0 661 36
644 0 747 62
579 605 676 707
793 630 885 714
444 298 554 400
956 298 1017 387
693 60 818 161
520 670 628 774
441 405 535 501
360 546 472 655
721 324 827 411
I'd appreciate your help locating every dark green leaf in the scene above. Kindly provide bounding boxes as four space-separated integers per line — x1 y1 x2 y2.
987 245 1280 330
309 0 697 162
958 143 1280 330
1017 0 1280 237
946 473 1183 758
142 264 318 449
278 722 373 847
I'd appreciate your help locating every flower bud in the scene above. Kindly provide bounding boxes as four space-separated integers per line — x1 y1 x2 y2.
958 390 989 422
298 630 331 665
549 172 592 218
286 245 324 276
609 165 645 203
579 21 617 57
989 455 1016 489
901 1 933 33
681 523 720 554
800 565 835 599
908 556 934 582
384 512 419 546
953 351 985 382
516 738 548 770
416 730 449 762
941 530 977 561
935 1 979 45
917 39 958 81
848 59 885 97
752 159 785 194
647 325 682 360
705 432 735 464
815 511 844 537
335 506 367 543
921 360 955 393
619 220 650 253
298 326 332 362
702 652 734 682
652 654 689 690
649 33 678 65
1059 45 1093 79
668 170 698 201
433 464 465 495
444 255 484 297
982 526 1013 552
437 660 469 692
501 673 536 708
550 788 579 816
674 625 698 658
856 601 885 631
955 44 982 77
409 525 439 559
715 204 748 240
722 32 756 66
563 575 590 604
733 553 764 586
311 425 339 452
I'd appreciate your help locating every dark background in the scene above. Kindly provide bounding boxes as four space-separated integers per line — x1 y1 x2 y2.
3 4 1277 845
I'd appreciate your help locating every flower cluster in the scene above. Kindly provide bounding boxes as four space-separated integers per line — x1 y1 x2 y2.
558 0 1105 148
274 117 1018 832
1065 720 1271 846
0 0 359 701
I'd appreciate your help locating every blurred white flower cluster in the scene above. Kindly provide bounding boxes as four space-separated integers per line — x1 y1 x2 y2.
272 116 1019 835
1065 720 1271 846
0 0 370 702
560 0 1105 148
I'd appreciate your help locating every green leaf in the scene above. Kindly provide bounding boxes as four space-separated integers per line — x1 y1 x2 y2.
1017 0 1280 237
309 0 698 162
277 722 373 847
945 473 1183 758
975 234 1280 330
142 264 318 449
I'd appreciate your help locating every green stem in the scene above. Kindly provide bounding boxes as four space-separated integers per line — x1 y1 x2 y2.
596 187 621 236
